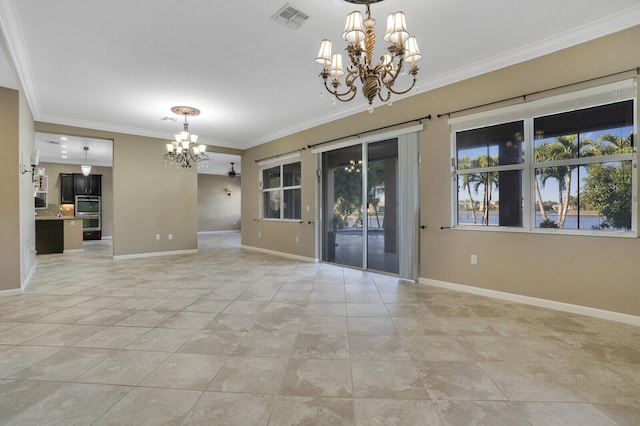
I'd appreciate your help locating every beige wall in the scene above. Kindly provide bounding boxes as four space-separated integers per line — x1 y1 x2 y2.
0 87 21 291
198 174 241 232
0 85 35 292
241 149 317 259
35 123 198 257
38 163 114 237
242 25 640 316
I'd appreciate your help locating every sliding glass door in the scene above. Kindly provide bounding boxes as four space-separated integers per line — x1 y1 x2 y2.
321 139 399 274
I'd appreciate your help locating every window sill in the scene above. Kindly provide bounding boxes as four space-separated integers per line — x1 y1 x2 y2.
451 225 638 238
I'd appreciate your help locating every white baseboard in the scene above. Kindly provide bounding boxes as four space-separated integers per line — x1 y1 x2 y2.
101 235 113 240
63 249 84 254
113 249 199 260
240 245 319 263
0 288 23 298
420 278 640 326
198 230 241 235
21 261 36 292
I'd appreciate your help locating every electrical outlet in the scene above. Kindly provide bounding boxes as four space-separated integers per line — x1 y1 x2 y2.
258 232 261 238
306 205 309 212
156 234 160 240
296 236 299 243
168 234 173 240
470 254 478 265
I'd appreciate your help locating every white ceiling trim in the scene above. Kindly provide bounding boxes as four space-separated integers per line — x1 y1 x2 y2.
0 0 40 116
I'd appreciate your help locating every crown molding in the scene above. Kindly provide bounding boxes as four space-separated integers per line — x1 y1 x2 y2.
0 0 40 116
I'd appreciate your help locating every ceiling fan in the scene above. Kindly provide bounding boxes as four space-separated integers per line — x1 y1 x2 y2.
228 162 237 178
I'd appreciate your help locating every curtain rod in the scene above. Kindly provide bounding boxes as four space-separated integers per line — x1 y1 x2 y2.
254 147 306 164
307 114 431 149
437 66 640 119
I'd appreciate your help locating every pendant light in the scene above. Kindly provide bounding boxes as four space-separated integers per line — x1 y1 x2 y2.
81 146 91 176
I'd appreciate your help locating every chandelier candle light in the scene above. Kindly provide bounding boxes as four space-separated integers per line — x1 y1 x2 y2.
315 0 422 110
164 106 209 169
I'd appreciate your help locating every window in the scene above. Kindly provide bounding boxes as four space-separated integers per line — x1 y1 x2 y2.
260 160 301 220
456 121 524 226
451 80 636 234
533 101 634 231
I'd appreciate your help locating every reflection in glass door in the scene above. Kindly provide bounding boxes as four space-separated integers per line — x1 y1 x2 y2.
322 140 399 274
322 144 363 268
366 140 398 274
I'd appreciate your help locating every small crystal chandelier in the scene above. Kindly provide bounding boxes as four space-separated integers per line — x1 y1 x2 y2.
315 0 422 108
81 146 91 176
164 106 209 168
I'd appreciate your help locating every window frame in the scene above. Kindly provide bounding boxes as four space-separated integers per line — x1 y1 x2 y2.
258 154 302 221
449 79 637 237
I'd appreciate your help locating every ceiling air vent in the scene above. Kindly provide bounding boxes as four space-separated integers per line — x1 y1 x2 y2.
271 3 309 30
44 140 60 145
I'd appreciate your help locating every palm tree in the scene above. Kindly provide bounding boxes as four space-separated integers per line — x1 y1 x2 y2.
471 155 499 225
588 133 632 156
367 161 385 229
537 135 581 227
458 156 478 224
533 144 550 223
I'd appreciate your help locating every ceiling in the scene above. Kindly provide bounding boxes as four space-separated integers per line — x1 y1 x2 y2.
2 0 640 161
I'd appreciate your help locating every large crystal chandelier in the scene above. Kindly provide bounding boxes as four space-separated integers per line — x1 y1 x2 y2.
164 106 209 168
315 0 422 109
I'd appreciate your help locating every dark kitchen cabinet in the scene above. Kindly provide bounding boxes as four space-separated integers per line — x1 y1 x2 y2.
83 230 102 240
60 173 75 203
35 219 64 254
74 173 102 196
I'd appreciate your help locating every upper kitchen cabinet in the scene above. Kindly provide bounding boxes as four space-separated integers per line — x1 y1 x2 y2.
60 173 75 203
73 173 102 196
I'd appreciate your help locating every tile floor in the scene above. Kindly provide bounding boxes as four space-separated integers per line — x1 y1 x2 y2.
0 232 638 425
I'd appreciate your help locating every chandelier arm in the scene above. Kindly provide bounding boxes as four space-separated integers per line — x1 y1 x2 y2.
346 67 360 86
380 55 405 86
324 80 358 102
377 86 391 103
384 76 417 95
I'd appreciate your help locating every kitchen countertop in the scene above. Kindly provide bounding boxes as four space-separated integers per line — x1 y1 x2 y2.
35 215 81 221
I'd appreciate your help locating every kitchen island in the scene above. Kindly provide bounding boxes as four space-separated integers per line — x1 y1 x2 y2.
35 215 83 254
